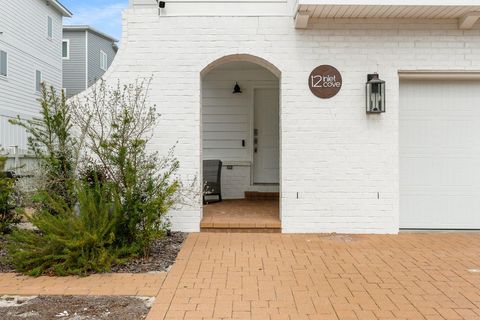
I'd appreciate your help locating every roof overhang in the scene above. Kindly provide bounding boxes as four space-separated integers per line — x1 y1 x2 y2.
295 0 480 29
63 25 119 43
49 0 73 17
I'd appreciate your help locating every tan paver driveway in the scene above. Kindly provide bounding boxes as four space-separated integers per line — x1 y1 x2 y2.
1 233 480 319
148 232 480 320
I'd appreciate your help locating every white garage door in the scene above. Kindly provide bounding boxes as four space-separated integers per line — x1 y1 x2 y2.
400 80 480 229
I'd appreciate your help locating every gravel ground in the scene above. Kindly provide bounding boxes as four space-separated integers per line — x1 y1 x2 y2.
0 232 187 274
0 295 153 320
112 232 187 273
0 236 14 273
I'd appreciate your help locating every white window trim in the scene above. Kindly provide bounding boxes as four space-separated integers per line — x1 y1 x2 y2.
0 49 7 79
100 50 107 71
47 16 53 40
35 70 42 93
62 39 70 59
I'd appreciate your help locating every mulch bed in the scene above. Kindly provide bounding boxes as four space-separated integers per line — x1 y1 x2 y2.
112 232 187 273
0 232 187 274
0 295 153 320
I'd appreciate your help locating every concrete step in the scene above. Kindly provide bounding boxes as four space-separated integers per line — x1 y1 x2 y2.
201 198 281 233
200 227 281 233
244 191 279 200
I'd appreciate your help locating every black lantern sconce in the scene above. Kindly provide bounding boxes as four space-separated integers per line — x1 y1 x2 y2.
366 73 386 113
233 82 242 94
156 0 166 8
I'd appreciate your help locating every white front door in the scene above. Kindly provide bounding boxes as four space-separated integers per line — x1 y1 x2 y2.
253 88 279 184
400 80 480 229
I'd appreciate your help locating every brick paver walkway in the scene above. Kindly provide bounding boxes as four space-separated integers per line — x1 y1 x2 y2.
0 273 165 296
1 233 480 319
148 232 480 320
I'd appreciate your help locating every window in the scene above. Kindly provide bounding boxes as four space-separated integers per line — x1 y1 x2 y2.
0 50 7 77
62 40 69 59
100 50 107 71
35 70 42 92
47 16 53 39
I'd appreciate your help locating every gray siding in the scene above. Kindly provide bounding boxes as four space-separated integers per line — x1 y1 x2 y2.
87 32 116 87
0 0 64 151
62 30 86 98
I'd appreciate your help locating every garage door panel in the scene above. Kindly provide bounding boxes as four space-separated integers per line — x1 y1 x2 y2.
401 193 480 229
400 120 435 148
400 80 480 229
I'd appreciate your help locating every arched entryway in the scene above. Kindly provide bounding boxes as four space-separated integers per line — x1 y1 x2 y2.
200 54 282 232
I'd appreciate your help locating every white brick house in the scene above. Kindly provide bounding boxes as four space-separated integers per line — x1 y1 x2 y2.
102 0 480 233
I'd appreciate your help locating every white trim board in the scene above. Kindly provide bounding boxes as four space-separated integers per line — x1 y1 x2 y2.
399 70 480 80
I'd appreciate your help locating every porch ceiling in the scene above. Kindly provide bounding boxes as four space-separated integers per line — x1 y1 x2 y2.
295 1 480 29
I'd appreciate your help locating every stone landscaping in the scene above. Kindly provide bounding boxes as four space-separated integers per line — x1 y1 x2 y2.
0 295 153 320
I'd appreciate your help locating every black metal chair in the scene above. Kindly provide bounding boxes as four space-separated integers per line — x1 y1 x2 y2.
203 160 222 204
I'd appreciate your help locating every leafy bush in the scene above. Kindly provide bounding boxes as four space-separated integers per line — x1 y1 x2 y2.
0 155 21 234
9 84 78 209
72 79 181 257
7 182 124 276
7 78 184 276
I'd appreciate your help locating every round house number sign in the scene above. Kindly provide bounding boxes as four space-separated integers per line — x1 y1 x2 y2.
308 65 342 99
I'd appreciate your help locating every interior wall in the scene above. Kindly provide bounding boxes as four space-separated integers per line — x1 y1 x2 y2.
202 64 279 199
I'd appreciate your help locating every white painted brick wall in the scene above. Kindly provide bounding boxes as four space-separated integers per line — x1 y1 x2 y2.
101 10 480 233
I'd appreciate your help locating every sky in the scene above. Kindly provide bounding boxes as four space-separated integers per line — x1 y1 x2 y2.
61 0 128 41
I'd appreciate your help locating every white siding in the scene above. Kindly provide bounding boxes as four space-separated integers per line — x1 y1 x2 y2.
202 66 278 162
131 0 293 17
0 0 64 149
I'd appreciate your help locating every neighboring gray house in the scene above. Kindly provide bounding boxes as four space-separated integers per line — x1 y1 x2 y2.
0 0 72 153
62 25 118 98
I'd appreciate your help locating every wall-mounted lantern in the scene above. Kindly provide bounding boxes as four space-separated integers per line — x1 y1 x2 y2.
233 82 242 94
366 73 386 113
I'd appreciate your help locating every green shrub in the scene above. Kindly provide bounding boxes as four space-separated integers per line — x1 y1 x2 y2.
7 78 184 277
72 79 181 258
0 155 21 234
7 182 125 276
9 84 78 209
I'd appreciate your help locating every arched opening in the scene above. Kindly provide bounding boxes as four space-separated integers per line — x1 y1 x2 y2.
200 54 282 232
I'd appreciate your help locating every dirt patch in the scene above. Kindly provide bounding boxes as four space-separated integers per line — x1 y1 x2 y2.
111 232 187 273
325 234 360 242
0 295 153 320
0 236 14 273
309 233 361 243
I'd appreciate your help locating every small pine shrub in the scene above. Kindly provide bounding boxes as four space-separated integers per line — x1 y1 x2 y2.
0 155 21 234
9 84 78 209
7 183 125 276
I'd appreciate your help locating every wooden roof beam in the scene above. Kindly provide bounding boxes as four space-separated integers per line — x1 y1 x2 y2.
459 12 480 29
